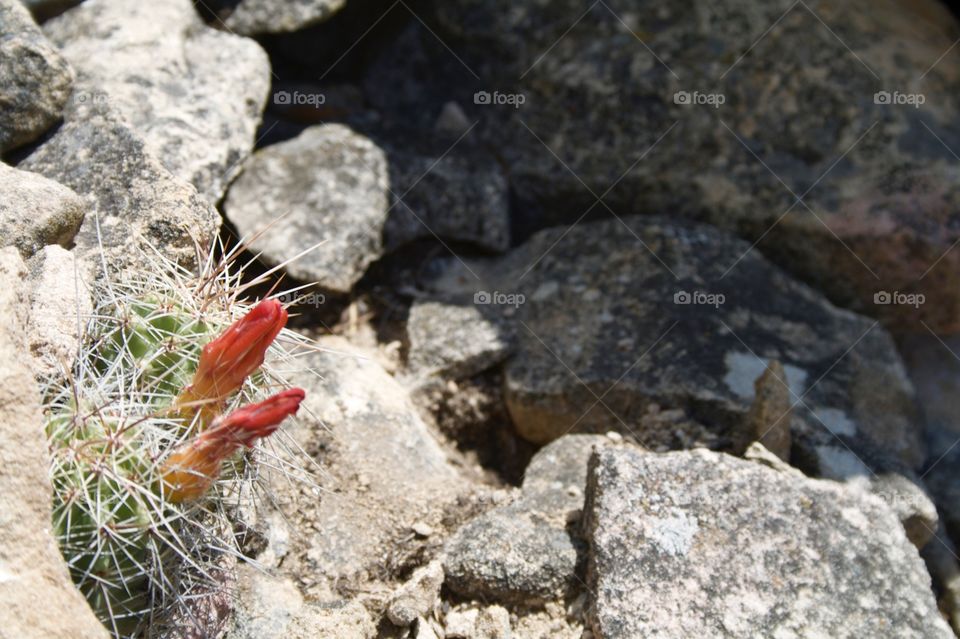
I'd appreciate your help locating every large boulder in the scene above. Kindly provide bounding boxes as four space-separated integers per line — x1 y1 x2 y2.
0 0 73 151
391 0 960 332
43 0 271 203
0 248 108 639
20 95 220 272
427 216 924 469
224 124 389 293
582 447 953 638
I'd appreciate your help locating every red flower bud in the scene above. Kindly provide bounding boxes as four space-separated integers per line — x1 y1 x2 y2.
176 299 287 424
161 388 305 503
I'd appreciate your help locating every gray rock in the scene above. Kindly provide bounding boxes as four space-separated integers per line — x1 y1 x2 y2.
0 248 108 639
20 95 220 272
224 124 388 293
443 435 610 603
232 566 375 639
422 0 960 332
0 162 84 258
459 216 922 469
251 337 466 587
405 300 511 384
225 0 345 35
900 333 960 459
583 447 953 638
43 0 271 203
814 444 939 548
25 245 92 380
0 0 73 151
386 560 443 627
926 448 960 544
383 145 510 252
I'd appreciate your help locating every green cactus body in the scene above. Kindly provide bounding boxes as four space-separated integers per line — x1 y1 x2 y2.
42 245 314 638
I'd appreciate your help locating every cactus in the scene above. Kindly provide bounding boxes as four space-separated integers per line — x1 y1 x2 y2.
42 242 314 638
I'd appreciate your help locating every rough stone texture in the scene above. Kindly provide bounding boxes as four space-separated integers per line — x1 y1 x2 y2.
383 144 510 252
225 0 346 35
404 300 511 384
583 447 952 638
813 444 940 548
386 560 444 627
0 0 73 151
0 161 85 258
926 448 960 545
0 248 108 639
25 245 92 379
443 435 610 604
375 0 960 332
224 124 388 293
20 94 220 272
739 360 791 460
248 337 466 590
231 566 376 639
43 0 271 203
436 216 922 469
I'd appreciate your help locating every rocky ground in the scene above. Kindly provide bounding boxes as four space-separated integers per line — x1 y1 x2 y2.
3 0 960 637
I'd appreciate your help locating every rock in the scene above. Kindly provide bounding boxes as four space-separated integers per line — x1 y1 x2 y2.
231 567 375 639
225 0 346 35
0 248 108 639
926 448 960 544
43 0 270 203
900 332 960 458
476 605 512 639
813 444 939 548
20 95 220 273
921 522 960 634
0 162 85 258
250 337 466 588
743 442 803 477
419 0 960 332
386 560 444 627
455 216 922 469
383 144 510 253
443 435 610 604
738 360 791 460
25 246 92 379
405 301 511 384
444 607 479 639
224 124 388 293
0 0 73 151
414 617 442 639
582 447 952 638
